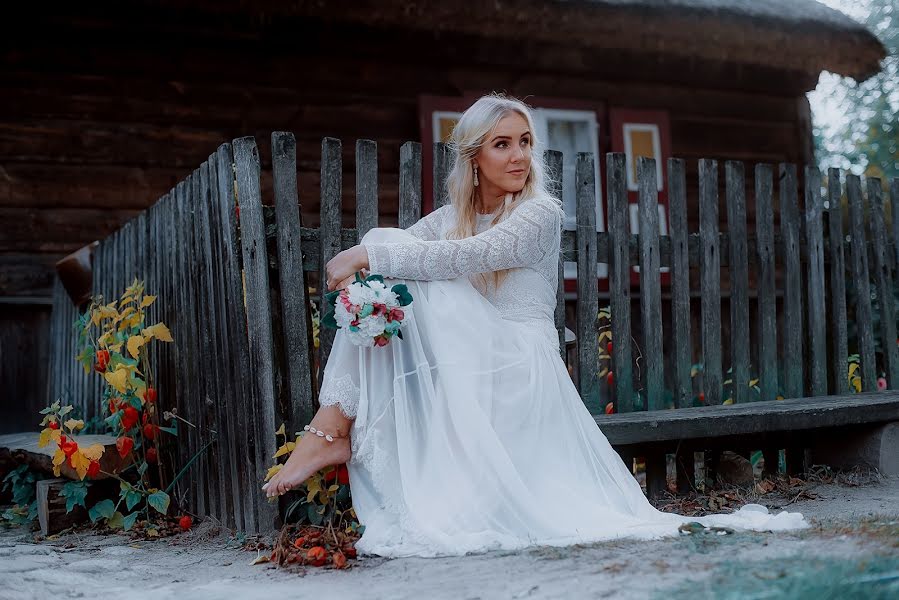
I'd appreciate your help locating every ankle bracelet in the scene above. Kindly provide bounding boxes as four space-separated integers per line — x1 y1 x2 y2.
303 424 347 442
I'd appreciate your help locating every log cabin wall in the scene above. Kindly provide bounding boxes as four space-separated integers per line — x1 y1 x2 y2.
1 2 833 414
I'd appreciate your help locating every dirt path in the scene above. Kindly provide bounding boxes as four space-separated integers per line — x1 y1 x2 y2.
2 475 897 600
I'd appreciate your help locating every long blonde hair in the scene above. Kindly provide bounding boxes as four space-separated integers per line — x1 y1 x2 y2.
444 93 553 290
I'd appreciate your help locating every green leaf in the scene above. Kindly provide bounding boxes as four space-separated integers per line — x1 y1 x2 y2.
137 461 149 476
107 511 125 529
396 329 404 340
158 426 177 436
147 491 170 515
61 481 89 513
391 284 413 306
321 309 338 330
125 490 143 511
88 499 116 523
324 289 340 304
122 512 138 531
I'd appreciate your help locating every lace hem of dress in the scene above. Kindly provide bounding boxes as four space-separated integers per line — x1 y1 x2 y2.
318 373 360 419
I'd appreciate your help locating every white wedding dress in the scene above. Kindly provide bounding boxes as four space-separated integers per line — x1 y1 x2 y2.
317 193 809 558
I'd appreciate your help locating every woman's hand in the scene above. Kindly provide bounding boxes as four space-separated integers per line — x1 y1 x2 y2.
325 245 369 291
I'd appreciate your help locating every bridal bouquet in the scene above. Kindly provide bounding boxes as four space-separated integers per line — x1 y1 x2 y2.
322 273 413 348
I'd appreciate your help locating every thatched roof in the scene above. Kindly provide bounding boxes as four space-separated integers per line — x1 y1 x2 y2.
232 0 885 83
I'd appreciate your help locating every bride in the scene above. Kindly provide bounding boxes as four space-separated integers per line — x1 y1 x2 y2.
262 94 809 557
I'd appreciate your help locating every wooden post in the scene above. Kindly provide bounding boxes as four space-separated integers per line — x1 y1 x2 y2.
668 159 692 409
272 132 317 433
826 168 849 395
355 139 379 240
318 138 342 378
780 164 804 399
726 161 750 403
607 153 633 412
233 136 279 532
805 167 828 397
399 142 422 228
576 153 600 413
868 178 899 389
699 159 722 405
847 174 877 391
637 157 663 410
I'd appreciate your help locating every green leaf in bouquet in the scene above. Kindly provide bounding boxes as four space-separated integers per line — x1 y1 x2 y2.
359 304 374 318
324 289 341 304
321 308 338 330
396 329 404 340
391 284 413 306
355 272 370 288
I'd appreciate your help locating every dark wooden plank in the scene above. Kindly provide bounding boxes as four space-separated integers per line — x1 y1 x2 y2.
545 150 566 359
637 157 663 411
607 153 634 412
186 171 207 519
804 167 827 396
867 178 899 389
272 132 316 433
355 139 378 240
699 159 722 405
779 164 804 399
826 169 849 396
595 392 899 445
576 153 600 414
846 174 877 391
668 159 692 409
214 143 253 532
892 178 899 271
398 142 422 229
725 161 750 403
197 160 226 523
233 136 279 532
433 142 453 210
317 137 342 381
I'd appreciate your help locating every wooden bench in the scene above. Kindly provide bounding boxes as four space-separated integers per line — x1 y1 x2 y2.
597 392 899 497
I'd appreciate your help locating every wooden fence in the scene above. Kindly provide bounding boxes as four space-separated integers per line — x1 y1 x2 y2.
47 132 899 532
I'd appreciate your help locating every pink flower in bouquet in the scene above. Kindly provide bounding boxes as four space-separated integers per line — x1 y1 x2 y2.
388 308 405 322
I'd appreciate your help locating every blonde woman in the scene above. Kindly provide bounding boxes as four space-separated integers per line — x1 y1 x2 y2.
263 94 808 557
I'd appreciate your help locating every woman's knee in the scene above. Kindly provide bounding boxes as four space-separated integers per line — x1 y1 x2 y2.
360 226 417 245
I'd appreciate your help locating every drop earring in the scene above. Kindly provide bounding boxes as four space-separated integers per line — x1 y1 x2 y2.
473 164 479 187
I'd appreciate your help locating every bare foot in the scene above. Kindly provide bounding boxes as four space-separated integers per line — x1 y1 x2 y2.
263 426 351 498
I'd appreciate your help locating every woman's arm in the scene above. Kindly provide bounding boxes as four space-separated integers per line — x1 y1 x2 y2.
365 196 561 281
403 204 450 241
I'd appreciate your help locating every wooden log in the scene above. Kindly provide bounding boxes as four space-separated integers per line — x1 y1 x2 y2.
725 161 750 403
826 168 849 395
867 178 899 389
607 153 633 412
576 153 600 414
780 164 804 399
398 142 422 229
36 477 118 536
805 166 827 396
847 174 877 391
433 142 453 210
355 139 379 240
544 150 567 359
0 433 125 480
272 132 317 433
668 159 692 409
699 159 722 405
317 138 342 379
233 136 279 532
637 157 663 411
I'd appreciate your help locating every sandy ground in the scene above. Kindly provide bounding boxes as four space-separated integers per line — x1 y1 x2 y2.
1 475 897 600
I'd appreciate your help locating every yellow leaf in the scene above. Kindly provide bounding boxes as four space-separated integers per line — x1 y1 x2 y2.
142 323 173 342
723 398 734 405
64 419 85 432
105 367 130 394
52 449 65 477
273 443 293 459
853 378 861 393
127 335 145 359
598 330 612 342
848 363 859 377
328 484 339 492
140 295 157 309
71 451 91 480
98 304 119 321
91 310 102 327
264 464 282 482
275 423 285 437
38 428 55 448
748 379 759 387
119 306 136 321
80 443 105 461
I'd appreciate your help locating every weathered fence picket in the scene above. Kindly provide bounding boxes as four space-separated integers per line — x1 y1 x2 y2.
45 132 899 528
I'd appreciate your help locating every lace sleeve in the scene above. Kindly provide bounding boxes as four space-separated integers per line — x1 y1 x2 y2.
403 205 450 241
365 196 562 280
